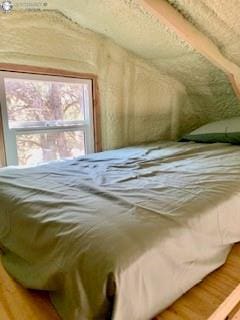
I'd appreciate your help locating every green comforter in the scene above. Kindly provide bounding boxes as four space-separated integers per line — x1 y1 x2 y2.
0 141 240 320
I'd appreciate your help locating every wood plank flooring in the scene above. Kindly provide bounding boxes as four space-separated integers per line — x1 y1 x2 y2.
1 243 240 320
0 258 60 320
156 243 240 320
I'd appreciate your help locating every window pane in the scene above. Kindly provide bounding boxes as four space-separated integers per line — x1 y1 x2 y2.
16 130 85 166
4 78 88 128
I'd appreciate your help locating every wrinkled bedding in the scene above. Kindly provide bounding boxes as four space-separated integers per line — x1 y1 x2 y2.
0 141 240 320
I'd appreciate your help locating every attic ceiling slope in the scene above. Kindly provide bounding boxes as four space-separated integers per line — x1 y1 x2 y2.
13 0 240 125
44 0 192 60
167 0 240 65
141 0 240 100
166 0 240 90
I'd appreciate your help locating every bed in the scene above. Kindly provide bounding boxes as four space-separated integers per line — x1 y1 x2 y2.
0 141 240 320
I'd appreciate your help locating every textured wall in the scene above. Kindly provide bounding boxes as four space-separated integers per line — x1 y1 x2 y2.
164 0 240 122
0 11 194 150
40 0 240 131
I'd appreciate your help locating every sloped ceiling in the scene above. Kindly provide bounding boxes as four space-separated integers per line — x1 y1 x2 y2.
15 0 240 124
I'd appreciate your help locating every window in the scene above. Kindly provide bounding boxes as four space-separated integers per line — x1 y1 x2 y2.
0 69 99 166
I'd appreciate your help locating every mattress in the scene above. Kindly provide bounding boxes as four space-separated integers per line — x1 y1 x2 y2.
0 141 240 320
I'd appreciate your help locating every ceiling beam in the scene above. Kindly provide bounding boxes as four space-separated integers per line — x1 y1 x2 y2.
140 0 240 100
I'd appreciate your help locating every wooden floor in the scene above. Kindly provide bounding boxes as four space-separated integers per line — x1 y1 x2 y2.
156 244 240 320
1 244 240 320
0 258 60 320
